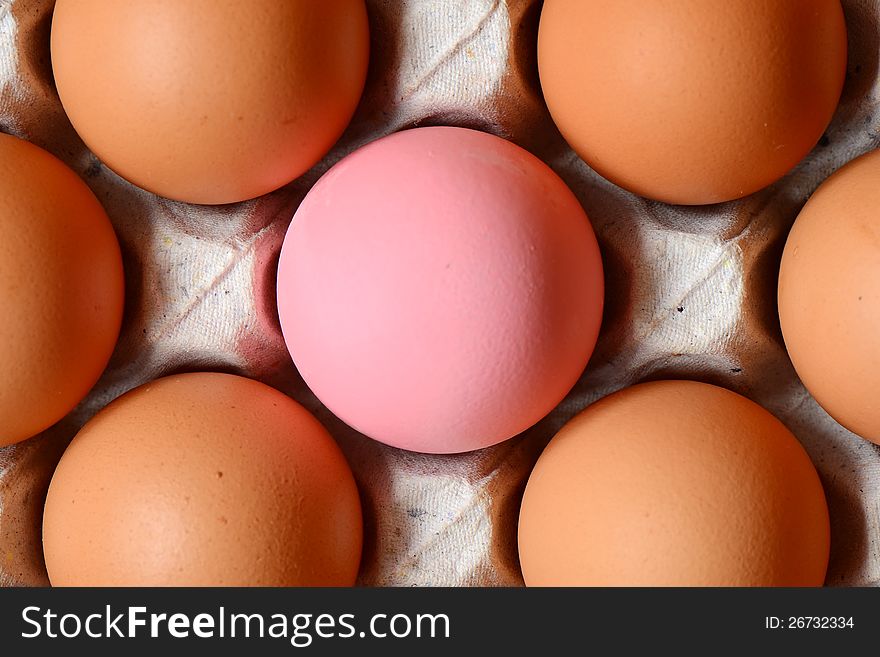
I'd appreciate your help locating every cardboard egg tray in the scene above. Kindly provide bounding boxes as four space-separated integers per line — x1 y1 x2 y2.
1 0 878 586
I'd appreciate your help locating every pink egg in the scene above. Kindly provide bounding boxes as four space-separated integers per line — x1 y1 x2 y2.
277 127 604 453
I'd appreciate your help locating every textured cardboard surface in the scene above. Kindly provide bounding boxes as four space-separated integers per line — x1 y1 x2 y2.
1 0 879 586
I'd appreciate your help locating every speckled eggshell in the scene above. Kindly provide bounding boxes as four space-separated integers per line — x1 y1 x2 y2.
50 0 369 204
518 380 830 586
0 132 123 447
779 149 880 444
42 372 363 586
538 0 847 205
277 126 604 454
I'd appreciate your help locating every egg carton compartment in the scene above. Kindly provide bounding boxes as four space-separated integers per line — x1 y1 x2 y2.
1 0 879 586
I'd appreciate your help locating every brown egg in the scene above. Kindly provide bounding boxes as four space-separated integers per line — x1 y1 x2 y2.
538 0 847 205
0 133 124 447
779 149 880 444
518 381 830 586
42 373 363 586
50 0 369 204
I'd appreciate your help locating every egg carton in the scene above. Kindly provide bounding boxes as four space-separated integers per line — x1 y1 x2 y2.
1 0 879 587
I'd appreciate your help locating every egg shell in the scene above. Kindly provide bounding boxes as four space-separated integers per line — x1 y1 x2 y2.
50 0 369 204
42 372 363 586
779 148 880 444
277 126 604 454
0 132 124 447
538 0 847 205
518 380 830 586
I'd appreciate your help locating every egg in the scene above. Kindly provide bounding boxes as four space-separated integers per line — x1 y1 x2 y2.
779 149 880 444
538 0 847 205
42 372 362 586
50 0 369 204
277 127 604 454
0 133 124 447
518 380 830 586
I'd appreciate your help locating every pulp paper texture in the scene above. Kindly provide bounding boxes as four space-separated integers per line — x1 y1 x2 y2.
1 0 879 586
